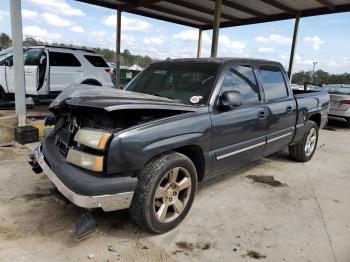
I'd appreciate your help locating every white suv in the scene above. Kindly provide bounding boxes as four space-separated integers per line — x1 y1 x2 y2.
0 46 114 102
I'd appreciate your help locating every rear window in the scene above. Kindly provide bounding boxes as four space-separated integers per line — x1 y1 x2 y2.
259 66 289 100
49 52 81 67
84 55 108 67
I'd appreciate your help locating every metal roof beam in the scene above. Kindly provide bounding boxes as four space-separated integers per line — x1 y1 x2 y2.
117 0 162 12
314 0 336 11
143 5 212 24
76 0 201 28
220 0 267 19
128 9 202 28
258 0 297 15
165 0 242 25
76 0 119 10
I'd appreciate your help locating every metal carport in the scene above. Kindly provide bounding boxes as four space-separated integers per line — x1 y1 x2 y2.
9 0 350 125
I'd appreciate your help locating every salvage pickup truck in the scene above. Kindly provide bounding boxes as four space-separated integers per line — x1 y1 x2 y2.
31 58 330 233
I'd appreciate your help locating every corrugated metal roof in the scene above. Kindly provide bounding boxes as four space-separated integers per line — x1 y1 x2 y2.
76 0 350 29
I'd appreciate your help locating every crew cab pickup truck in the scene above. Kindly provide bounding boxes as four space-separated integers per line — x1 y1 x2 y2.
31 58 330 233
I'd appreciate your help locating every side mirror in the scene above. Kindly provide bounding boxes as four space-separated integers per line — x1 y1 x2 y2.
219 90 242 108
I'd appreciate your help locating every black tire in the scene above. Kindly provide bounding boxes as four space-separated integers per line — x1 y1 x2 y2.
289 120 319 162
129 152 197 233
0 86 7 103
345 118 350 128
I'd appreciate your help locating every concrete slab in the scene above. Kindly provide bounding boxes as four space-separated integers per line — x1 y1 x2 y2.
0 122 349 262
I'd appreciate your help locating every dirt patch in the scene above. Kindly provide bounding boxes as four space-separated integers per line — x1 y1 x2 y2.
19 188 59 201
175 241 211 252
244 250 267 259
246 175 285 187
176 241 194 251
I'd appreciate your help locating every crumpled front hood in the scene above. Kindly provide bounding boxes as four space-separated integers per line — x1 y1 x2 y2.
49 84 196 112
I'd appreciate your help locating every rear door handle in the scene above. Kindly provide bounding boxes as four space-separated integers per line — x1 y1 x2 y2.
286 106 293 113
257 110 267 120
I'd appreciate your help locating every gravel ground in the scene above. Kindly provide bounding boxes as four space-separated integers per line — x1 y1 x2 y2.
0 120 349 262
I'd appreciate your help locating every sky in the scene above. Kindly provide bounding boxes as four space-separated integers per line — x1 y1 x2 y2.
0 0 350 73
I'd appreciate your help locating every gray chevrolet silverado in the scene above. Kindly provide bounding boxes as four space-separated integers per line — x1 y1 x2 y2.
31 58 330 233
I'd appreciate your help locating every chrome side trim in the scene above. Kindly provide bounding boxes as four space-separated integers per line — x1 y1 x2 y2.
216 141 266 160
34 146 134 212
267 132 293 143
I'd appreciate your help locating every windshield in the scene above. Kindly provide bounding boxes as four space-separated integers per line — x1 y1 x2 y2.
124 62 221 105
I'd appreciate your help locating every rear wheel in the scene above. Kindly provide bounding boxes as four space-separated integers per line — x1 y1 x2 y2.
289 120 319 162
129 152 197 233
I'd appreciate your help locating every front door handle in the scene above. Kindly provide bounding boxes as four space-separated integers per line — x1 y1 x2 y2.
286 106 293 113
257 110 267 120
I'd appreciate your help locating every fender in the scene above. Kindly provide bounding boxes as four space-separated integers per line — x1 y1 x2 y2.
143 133 203 152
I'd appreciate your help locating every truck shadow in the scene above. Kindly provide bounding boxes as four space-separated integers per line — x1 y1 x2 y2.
325 118 349 131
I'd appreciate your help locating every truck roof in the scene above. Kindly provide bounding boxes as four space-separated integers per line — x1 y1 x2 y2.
158 57 283 67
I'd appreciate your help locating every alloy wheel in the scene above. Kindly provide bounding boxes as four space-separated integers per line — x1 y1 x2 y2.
153 167 192 223
305 127 317 156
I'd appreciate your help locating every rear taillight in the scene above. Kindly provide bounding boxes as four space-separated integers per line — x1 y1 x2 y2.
105 68 112 77
341 99 350 105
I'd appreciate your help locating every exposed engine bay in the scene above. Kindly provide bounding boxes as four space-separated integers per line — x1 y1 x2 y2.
53 107 188 132
50 107 189 156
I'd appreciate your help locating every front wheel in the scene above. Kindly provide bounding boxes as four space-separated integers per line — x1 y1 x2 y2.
0 86 7 103
129 152 197 233
289 120 319 162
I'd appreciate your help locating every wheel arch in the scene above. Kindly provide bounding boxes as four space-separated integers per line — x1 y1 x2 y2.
172 145 205 182
308 113 321 128
81 78 102 86
142 144 206 182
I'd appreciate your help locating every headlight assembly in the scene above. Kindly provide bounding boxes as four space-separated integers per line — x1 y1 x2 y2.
66 148 104 172
74 129 111 150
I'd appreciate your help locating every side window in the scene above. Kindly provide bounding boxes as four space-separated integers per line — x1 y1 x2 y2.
84 55 108 67
49 52 81 67
259 66 288 100
221 64 260 104
24 48 43 66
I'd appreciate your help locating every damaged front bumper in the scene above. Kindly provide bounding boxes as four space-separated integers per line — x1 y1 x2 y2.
32 143 137 212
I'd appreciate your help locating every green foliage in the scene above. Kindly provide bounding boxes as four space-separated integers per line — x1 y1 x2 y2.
292 69 350 85
0 33 11 48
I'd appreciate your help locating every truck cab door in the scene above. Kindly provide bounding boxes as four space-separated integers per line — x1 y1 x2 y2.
257 65 296 154
211 64 267 175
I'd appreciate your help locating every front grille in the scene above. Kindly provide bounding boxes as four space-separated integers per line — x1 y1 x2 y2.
54 121 79 156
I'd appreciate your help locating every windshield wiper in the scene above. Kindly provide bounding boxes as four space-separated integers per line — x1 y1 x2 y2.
153 93 174 100
154 93 187 105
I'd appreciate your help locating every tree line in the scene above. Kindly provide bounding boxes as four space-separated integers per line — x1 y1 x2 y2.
291 70 350 85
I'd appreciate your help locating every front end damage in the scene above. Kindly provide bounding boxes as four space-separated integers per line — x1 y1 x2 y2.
30 85 196 212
